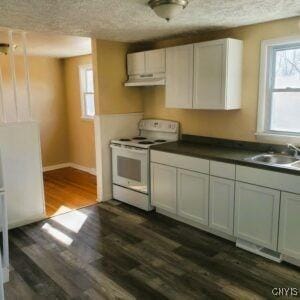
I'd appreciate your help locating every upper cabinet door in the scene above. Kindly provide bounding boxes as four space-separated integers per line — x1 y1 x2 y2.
166 44 194 109
278 192 300 260
193 40 225 109
193 39 243 110
145 49 165 74
127 52 145 75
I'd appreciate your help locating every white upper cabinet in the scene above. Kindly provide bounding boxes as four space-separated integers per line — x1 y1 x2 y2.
127 49 165 76
193 39 243 110
145 49 165 74
127 52 145 76
165 38 243 110
193 40 224 109
166 44 194 109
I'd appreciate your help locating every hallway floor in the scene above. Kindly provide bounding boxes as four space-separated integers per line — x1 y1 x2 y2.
44 167 97 217
4 201 300 299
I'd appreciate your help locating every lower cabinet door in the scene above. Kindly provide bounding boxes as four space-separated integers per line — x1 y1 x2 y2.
209 176 234 235
177 168 209 225
234 182 280 250
151 163 177 213
278 192 300 259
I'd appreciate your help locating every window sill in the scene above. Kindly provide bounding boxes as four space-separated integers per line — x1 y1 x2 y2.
255 132 300 145
81 116 94 122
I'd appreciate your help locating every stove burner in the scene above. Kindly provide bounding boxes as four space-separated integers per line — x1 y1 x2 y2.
139 141 154 145
132 137 147 140
154 139 167 143
119 138 131 141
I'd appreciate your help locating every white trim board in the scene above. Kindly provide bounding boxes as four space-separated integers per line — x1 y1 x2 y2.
43 163 96 175
43 163 70 172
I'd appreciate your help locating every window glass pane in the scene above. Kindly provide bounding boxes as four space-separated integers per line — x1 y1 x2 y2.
274 47 300 89
270 92 300 133
84 94 95 117
85 69 94 93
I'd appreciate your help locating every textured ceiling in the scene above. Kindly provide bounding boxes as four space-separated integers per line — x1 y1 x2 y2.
0 29 91 58
0 0 299 43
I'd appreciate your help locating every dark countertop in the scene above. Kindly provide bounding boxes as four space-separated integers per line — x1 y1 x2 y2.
151 141 300 176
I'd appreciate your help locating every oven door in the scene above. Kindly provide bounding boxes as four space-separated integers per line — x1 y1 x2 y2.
111 144 148 194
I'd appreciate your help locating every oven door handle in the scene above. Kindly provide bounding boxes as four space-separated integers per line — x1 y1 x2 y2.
110 144 148 154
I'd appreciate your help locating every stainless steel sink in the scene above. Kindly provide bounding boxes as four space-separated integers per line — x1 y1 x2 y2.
251 154 298 165
245 153 300 169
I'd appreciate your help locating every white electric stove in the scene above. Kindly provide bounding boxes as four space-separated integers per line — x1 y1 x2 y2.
110 119 179 211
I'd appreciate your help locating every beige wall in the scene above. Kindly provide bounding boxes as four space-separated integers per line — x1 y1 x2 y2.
0 55 69 166
141 17 300 142
93 39 143 115
1 54 96 169
63 55 96 169
30 57 70 166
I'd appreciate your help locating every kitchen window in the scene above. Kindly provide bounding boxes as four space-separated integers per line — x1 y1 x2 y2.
257 36 300 142
79 64 95 119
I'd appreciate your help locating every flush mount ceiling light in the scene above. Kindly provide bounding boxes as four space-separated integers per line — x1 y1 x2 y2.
148 0 189 21
0 43 18 55
0 43 10 55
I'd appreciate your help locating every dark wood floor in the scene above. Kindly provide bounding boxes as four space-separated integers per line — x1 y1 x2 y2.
4 200 300 299
44 167 97 217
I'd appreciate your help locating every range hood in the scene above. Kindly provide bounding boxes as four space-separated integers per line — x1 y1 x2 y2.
124 74 165 87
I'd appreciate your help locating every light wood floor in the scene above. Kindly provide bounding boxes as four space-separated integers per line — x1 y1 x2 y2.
44 167 97 217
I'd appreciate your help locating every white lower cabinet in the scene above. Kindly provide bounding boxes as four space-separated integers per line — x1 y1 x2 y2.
150 150 300 265
209 176 235 235
177 169 209 225
234 182 280 250
278 192 300 259
151 163 177 213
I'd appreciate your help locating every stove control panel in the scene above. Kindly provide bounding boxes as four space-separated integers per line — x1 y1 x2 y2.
139 119 179 133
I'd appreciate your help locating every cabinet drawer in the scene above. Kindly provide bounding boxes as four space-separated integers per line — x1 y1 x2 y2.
236 165 300 194
151 150 209 174
210 161 235 179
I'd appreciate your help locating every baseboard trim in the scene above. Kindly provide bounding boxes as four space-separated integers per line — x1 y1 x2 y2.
43 163 70 172
43 163 96 175
69 163 96 175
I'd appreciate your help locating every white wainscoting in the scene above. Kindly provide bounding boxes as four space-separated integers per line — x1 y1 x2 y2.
0 122 45 228
94 113 143 202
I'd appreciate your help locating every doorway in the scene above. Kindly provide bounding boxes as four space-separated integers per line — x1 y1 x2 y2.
25 32 98 217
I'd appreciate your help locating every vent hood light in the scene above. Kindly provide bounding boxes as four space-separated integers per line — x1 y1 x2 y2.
148 0 189 21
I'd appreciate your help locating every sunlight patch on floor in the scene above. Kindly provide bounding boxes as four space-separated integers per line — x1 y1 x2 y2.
52 207 88 233
42 223 73 246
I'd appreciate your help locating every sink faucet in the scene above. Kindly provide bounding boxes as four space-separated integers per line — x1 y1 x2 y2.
287 144 300 157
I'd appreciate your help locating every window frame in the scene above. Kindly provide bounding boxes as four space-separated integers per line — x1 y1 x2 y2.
79 64 95 120
256 35 300 143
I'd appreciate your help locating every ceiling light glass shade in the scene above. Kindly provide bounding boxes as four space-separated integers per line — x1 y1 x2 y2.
149 0 188 21
0 43 10 55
